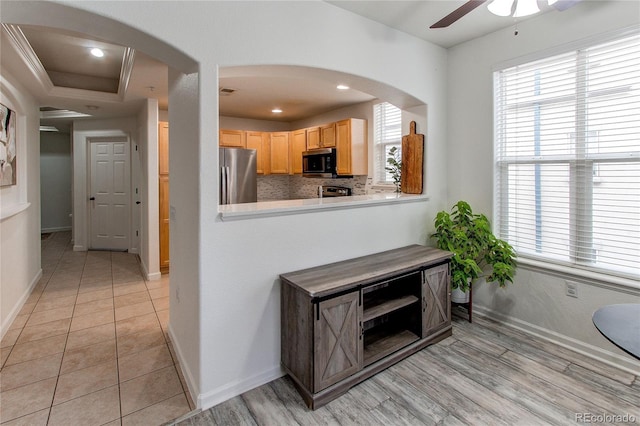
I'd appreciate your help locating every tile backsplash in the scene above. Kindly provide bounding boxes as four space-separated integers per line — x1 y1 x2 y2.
257 175 369 201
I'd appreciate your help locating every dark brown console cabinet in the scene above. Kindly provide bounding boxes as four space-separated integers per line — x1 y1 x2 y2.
280 245 452 409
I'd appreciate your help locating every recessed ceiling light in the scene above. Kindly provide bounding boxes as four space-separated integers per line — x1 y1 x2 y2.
90 48 104 58
337 84 350 90
272 108 283 113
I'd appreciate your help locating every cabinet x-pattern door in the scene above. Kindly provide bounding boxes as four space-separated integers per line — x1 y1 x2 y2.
422 264 451 337
314 291 362 391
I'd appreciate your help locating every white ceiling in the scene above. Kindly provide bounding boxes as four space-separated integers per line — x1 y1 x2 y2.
327 0 564 48
1 1 581 132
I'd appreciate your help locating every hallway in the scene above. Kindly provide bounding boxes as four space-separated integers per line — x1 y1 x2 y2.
0 231 194 425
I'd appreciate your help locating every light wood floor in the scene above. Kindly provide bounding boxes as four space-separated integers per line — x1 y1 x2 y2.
174 312 639 425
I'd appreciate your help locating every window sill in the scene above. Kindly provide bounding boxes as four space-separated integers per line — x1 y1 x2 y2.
518 256 640 294
218 193 428 221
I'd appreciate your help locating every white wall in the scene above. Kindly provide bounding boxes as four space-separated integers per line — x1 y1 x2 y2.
0 70 41 337
137 99 160 280
219 116 291 132
447 0 640 372
40 131 72 232
71 117 139 253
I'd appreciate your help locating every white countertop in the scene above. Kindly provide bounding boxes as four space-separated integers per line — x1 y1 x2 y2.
218 193 428 221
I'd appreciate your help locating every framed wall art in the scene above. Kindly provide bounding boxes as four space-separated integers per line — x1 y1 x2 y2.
0 102 16 187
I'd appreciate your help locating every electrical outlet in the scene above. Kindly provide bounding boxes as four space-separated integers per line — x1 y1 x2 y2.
565 281 578 298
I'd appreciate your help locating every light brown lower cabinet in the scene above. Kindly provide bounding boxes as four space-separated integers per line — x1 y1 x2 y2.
280 245 452 409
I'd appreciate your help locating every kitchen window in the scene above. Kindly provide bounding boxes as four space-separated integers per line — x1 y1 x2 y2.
374 102 402 185
494 32 640 280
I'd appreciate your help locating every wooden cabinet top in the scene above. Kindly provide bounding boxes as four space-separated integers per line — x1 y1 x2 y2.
280 245 452 298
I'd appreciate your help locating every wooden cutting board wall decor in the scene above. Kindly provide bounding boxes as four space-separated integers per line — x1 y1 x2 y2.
401 121 424 194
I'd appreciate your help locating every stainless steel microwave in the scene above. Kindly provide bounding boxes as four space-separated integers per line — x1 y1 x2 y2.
302 148 336 178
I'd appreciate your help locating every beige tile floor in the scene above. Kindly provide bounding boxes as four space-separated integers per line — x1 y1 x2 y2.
0 231 194 425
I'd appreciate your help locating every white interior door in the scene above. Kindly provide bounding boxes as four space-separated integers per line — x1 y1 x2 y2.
89 137 130 250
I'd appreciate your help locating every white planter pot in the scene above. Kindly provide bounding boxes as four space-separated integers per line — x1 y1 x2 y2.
451 287 470 304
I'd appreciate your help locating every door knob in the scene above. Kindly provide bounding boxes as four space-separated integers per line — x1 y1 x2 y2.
89 197 95 201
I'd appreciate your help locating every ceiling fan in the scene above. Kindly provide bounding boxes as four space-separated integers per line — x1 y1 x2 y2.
430 0 582 29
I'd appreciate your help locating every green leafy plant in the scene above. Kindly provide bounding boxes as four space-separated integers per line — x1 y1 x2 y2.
431 201 516 292
386 146 402 193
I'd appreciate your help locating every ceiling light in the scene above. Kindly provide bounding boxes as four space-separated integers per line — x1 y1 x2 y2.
272 108 283 113
337 84 350 90
487 0 541 17
90 48 104 58
39 125 59 132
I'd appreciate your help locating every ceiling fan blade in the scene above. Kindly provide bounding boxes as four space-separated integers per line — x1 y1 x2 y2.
430 0 488 29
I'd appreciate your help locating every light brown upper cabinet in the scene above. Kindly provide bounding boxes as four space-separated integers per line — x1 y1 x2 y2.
320 123 336 148
336 118 367 176
219 129 246 148
246 131 269 174
290 129 307 175
306 127 320 150
159 121 169 175
270 132 290 174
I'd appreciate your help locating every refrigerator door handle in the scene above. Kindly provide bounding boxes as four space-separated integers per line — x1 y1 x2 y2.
221 166 227 204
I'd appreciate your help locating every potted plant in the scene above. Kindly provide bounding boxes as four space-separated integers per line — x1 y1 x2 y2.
386 146 402 193
431 201 516 303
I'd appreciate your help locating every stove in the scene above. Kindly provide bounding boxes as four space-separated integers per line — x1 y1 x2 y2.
320 186 352 197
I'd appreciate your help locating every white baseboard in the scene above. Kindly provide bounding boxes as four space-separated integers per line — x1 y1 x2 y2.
1 269 42 339
41 226 71 233
168 324 199 407
197 365 284 411
146 271 162 281
473 305 640 376
73 245 85 252
167 323 284 411
138 256 161 281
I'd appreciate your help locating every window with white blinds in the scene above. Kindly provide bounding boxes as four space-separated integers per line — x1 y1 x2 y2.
494 32 640 279
374 102 402 184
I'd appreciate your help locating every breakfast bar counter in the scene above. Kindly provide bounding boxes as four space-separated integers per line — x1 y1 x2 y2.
218 193 427 221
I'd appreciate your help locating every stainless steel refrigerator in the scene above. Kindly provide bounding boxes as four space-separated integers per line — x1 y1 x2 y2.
219 148 257 204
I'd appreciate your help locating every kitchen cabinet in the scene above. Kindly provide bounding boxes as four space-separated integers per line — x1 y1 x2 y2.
281 245 452 409
319 123 336 148
336 118 367 176
246 131 269 174
306 123 335 150
270 132 290 174
314 291 362 391
158 121 170 273
290 129 306 174
219 129 246 148
307 127 320 150
422 263 450 338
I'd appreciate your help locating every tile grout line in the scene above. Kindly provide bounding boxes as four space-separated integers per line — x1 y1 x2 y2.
47 240 85 425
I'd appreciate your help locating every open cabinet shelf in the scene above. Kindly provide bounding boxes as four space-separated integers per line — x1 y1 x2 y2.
362 294 419 323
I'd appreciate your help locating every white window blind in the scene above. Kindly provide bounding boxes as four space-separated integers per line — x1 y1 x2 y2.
374 102 402 184
494 33 640 279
